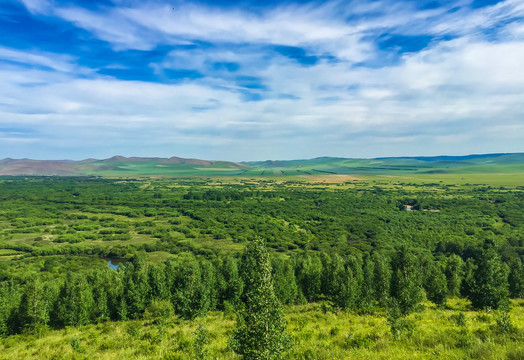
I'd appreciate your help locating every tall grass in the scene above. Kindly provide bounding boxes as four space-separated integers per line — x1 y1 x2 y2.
1 299 522 359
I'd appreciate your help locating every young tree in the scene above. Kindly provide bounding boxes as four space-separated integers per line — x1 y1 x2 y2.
322 254 357 310
361 253 375 310
424 261 448 307
170 255 211 319
346 255 364 309
230 238 292 359
508 257 524 298
468 239 510 310
0 281 20 336
123 254 151 319
148 263 170 301
54 273 94 327
16 277 57 332
460 258 476 298
294 252 322 302
390 245 423 315
271 257 298 305
88 269 111 323
217 255 243 309
445 254 465 297
372 252 391 307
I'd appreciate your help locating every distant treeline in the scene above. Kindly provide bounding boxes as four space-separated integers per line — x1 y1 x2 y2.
1 238 522 337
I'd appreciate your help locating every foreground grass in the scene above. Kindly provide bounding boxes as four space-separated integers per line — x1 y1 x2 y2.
1 299 523 360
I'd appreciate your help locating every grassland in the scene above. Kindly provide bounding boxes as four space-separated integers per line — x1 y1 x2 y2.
1 299 523 360
1 153 523 177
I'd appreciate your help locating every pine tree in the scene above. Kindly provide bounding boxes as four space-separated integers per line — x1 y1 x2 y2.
468 239 510 310
230 238 292 359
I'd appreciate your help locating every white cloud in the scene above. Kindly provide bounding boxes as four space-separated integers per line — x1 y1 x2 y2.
3 0 524 159
0 46 87 74
19 0 53 15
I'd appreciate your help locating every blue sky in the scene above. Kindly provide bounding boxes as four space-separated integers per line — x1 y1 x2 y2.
0 0 523 160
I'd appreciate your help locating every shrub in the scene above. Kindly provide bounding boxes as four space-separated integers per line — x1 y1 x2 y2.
495 313 516 334
193 324 210 360
144 300 174 324
506 347 524 360
70 337 84 353
451 312 467 327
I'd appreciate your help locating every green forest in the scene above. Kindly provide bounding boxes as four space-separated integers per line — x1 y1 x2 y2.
0 175 523 359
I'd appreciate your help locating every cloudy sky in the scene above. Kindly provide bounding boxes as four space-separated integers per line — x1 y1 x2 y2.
1 0 523 160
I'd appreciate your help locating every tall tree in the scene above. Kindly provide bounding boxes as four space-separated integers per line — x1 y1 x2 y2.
148 263 170 301
230 238 292 359
294 252 322 302
0 281 20 336
170 255 211 319
361 253 375 310
390 245 423 315
217 255 243 309
16 277 57 332
124 254 151 319
372 252 391 307
445 254 465 297
54 273 94 327
271 257 298 305
322 254 357 310
468 239 510 310
508 257 524 298
88 269 112 323
424 260 448 307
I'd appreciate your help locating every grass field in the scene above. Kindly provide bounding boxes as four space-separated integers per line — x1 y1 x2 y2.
1 153 523 177
1 299 522 360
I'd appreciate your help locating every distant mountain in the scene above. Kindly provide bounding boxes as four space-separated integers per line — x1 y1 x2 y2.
0 153 522 176
244 153 524 176
0 156 246 176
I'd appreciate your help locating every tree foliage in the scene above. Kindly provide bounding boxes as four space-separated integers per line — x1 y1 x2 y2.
468 239 510 310
230 238 292 359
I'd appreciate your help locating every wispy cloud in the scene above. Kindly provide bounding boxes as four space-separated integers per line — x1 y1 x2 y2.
1 0 523 159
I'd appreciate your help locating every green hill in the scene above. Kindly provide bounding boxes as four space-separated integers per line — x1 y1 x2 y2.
0 153 522 176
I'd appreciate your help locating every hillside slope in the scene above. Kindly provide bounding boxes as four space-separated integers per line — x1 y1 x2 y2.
0 153 522 176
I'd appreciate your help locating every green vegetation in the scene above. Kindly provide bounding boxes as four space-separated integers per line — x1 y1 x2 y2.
230 238 292 359
1 153 523 176
0 174 522 358
0 299 522 359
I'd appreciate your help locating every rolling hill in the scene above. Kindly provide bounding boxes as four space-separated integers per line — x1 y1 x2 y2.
0 153 522 176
